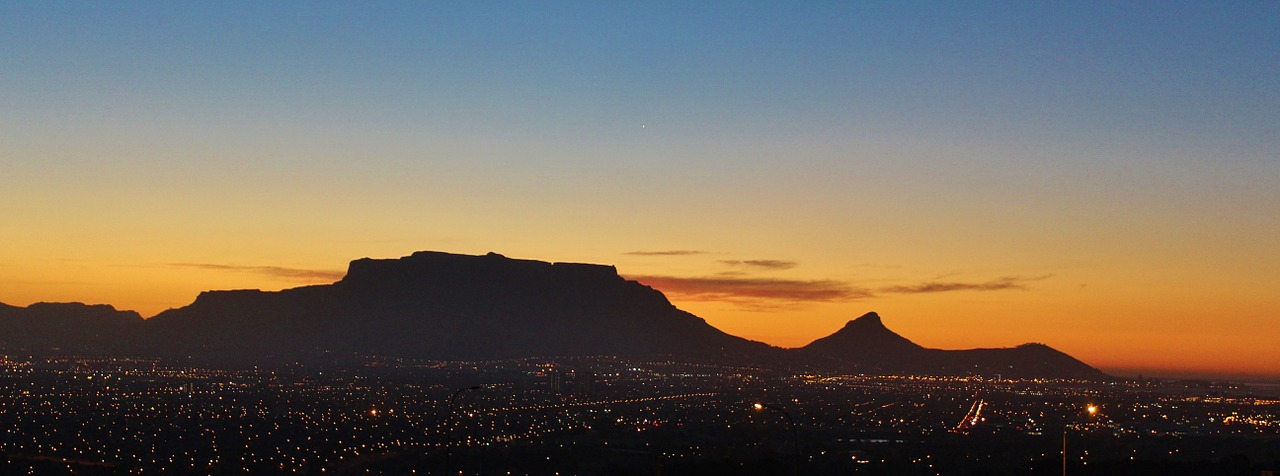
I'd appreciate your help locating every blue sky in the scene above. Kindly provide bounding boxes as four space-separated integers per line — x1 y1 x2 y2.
2 1 1278 377
8 2 1275 148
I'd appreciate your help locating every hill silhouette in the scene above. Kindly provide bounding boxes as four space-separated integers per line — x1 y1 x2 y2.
0 251 1101 378
800 312 1102 378
0 302 143 355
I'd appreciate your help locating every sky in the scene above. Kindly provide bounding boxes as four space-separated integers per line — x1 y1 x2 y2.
2 2 1277 380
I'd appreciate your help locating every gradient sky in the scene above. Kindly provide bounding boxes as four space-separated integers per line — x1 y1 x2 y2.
2 2 1277 380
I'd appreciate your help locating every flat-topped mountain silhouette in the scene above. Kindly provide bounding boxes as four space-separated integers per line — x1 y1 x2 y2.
143 252 778 363
0 251 1102 378
0 302 143 354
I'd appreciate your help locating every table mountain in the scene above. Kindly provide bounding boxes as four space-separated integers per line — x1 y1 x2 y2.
0 252 1103 378
143 251 781 364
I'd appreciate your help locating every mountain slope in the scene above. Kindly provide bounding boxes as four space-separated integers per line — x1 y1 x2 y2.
0 302 144 354
145 251 781 363
0 251 1103 379
802 312 924 358
799 312 1102 378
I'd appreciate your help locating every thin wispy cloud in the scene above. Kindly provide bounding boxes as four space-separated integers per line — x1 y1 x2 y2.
879 275 1052 294
168 263 346 282
627 275 871 309
718 259 798 270
623 250 708 256
631 271 1051 311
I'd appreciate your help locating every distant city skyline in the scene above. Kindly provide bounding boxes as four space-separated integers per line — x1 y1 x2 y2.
2 2 1277 381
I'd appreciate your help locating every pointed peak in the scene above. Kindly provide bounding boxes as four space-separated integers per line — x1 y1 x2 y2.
853 311 881 322
843 312 884 329
801 311 924 354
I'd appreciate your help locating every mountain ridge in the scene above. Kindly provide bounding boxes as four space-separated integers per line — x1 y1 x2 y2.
799 311 1101 378
0 251 1102 378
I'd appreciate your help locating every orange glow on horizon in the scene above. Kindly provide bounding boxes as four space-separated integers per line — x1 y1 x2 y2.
2 249 1278 382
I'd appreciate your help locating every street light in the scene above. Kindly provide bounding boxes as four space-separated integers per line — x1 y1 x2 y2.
753 402 800 476
444 385 484 473
1063 403 1099 476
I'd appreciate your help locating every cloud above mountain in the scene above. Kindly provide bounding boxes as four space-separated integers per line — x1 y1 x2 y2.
628 272 1052 310
627 275 871 308
168 263 345 282
878 275 1052 294
717 259 798 270
623 250 708 256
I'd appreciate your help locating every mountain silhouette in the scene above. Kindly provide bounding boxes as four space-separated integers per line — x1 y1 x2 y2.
802 312 924 358
0 302 143 354
143 252 780 364
0 251 1102 378
800 312 1102 378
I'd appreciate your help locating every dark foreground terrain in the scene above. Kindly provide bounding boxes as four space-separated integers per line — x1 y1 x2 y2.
1 355 1277 475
